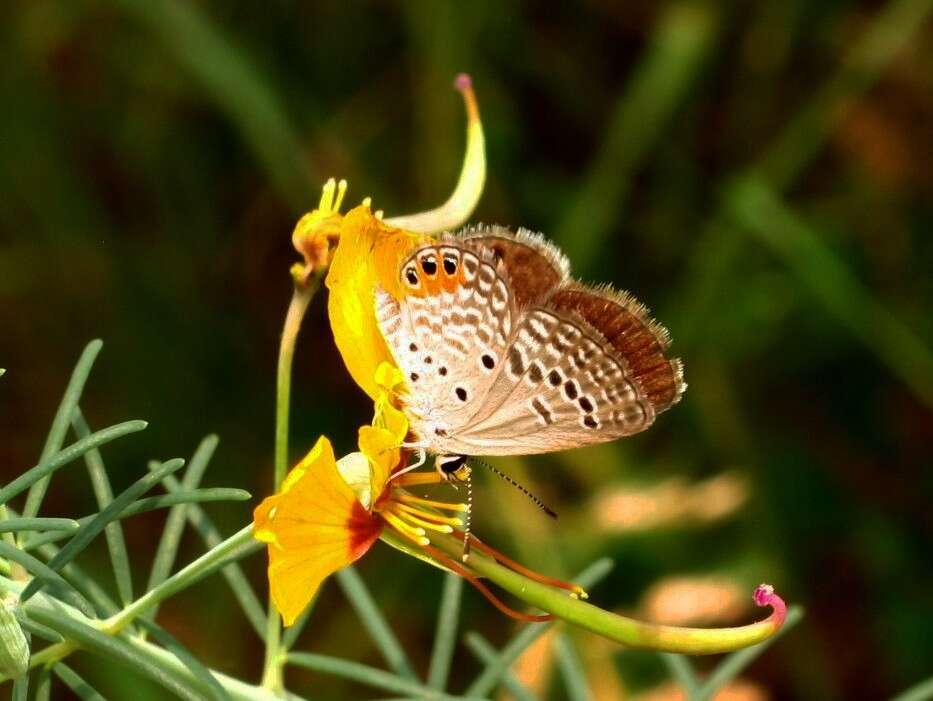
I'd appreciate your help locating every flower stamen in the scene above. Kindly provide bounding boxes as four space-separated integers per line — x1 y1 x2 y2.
397 493 468 512
381 511 429 546
395 472 446 487
391 502 464 526
387 506 454 534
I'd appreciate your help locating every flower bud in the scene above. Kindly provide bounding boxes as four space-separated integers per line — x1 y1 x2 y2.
0 596 29 680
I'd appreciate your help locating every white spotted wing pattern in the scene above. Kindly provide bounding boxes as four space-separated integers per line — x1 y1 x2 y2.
375 225 685 457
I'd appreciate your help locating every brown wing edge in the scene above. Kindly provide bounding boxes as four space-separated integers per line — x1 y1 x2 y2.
454 225 570 308
547 283 686 413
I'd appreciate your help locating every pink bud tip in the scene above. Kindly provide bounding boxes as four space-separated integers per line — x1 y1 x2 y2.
753 583 787 628
454 73 473 92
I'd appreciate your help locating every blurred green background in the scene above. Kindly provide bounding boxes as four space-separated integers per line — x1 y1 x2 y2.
2 1 932 699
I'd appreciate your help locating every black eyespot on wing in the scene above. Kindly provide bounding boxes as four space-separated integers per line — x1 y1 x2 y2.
420 254 438 276
579 396 594 413
548 369 562 386
583 415 598 429
405 268 419 286
409 342 418 352
439 366 448 376
528 363 544 384
564 380 578 400
410 372 419 382
443 256 457 275
481 354 495 370
424 356 433 364
455 387 468 402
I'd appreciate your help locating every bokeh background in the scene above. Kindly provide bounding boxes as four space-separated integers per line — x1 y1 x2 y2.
2 1 932 699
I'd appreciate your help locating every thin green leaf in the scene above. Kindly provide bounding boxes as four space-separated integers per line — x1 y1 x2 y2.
28 600 205 701
695 606 804 700
464 558 613 698
0 420 148 507
138 618 231 701
29 535 121 617
427 573 463 690
21 489 250 551
335 567 419 682
54 663 106 701
14 610 64 643
160 470 265 639
144 435 219 624
463 632 533 701
34 667 51 701
0 541 93 616
111 0 315 211
20 458 186 603
0 518 79 533
73 407 134 606
12 673 28 701
556 3 719 272
891 676 933 701
727 177 933 409
288 653 462 700
555 634 593 701
23 340 103 522
660 653 700 696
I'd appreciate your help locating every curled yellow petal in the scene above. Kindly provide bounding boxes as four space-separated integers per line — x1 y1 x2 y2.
326 206 430 399
252 436 381 625
385 74 486 234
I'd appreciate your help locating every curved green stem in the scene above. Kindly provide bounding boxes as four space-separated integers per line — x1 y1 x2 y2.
262 273 322 693
382 530 788 655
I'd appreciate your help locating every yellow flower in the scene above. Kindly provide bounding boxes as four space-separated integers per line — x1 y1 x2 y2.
325 208 431 400
253 373 466 625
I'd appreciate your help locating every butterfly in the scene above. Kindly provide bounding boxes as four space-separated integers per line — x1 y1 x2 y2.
374 226 685 479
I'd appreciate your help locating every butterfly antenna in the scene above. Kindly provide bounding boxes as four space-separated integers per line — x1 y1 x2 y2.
471 459 558 519
462 473 473 562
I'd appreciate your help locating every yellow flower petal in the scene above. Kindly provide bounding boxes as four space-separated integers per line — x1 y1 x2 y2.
252 436 381 626
326 206 431 399
358 425 400 502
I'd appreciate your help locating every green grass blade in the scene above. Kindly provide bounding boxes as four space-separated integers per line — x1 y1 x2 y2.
463 632 534 701
660 653 700 695
154 470 266 639
34 667 51 701
0 541 93 616
427 572 463 690
144 435 219 624
72 408 134 606
556 2 719 272
22 489 251 550
0 420 148 507
891 676 933 701
0 518 79 533
727 177 933 409
287 652 459 700
464 558 613 698
22 340 103 522
555 634 593 701
30 536 121 617
20 459 186 603
695 606 803 700
111 0 315 211
335 567 419 682
138 618 231 701
53 663 106 701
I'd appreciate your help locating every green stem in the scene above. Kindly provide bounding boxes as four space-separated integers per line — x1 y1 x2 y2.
388 530 787 655
263 273 322 693
104 525 255 634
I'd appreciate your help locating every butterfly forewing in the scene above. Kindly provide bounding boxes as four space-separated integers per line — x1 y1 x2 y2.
375 243 515 439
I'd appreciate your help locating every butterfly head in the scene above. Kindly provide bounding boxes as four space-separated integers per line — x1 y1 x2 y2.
436 454 472 482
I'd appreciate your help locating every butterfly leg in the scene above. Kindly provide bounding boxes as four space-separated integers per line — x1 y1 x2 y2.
389 448 427 482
